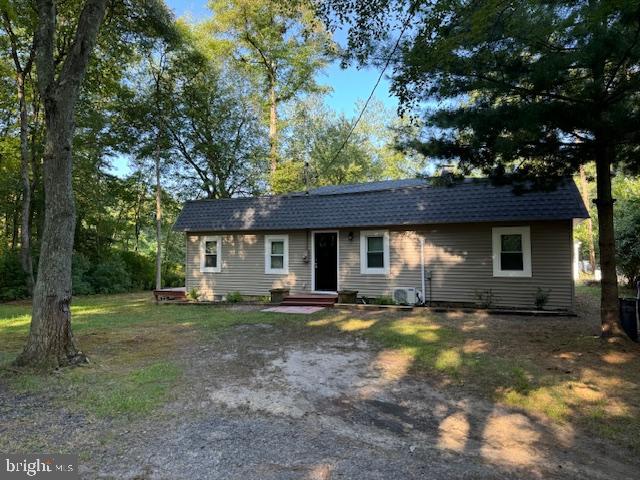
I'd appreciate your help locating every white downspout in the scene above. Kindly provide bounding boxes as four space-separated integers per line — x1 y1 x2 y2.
420 236 426 305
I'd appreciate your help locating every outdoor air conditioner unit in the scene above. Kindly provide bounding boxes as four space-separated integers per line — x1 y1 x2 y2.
392 287 421 305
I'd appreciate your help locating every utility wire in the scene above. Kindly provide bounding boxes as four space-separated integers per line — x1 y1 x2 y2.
327 12 413 164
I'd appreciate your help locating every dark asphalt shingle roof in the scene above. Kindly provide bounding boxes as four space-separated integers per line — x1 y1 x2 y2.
305 178 428 195
174 178 589 232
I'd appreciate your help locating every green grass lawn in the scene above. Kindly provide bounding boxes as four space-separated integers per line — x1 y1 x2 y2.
0 294 308 417
1 292 639 452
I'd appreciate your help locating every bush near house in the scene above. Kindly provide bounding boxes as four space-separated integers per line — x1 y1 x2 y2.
226 291 243 303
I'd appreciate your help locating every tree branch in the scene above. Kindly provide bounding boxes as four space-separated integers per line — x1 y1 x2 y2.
34 0 56 94
55 0 108 100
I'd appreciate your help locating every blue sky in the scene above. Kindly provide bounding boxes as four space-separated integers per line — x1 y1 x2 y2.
109 1 398 176
164 0 398 115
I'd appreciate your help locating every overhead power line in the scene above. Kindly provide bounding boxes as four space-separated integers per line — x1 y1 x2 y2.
327 12 413 164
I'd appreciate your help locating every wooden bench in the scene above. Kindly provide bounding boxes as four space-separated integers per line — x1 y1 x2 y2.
153 287 187 303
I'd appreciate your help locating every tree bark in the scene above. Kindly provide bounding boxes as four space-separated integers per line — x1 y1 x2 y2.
155 149 162 291
594 143 622 338
11 205 19 249
269 76 278 173
578 165 597 272
15 0 108 369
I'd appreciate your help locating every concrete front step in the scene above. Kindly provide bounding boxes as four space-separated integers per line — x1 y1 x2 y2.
281 294 337 307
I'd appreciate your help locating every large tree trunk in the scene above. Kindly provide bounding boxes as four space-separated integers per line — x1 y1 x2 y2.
155 151 162 290
15 0 107 368
269 77 278 173
578 165 597 272
17 73 35 295
16 110 83 367
594 144 622 338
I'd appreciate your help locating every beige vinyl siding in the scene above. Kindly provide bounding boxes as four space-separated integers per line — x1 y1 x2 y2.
185 220 574 309
186 231 311 300
339 221 573 310
339 229 422 297
419 222 573 310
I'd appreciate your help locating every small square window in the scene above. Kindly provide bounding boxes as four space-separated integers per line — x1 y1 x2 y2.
366 236 385 269
265 235 288 274
500 234 523 271
200 236 221 273
360 231 389 274
492 227 531 277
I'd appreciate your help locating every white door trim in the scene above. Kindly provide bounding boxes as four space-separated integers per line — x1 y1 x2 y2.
311 230 340 294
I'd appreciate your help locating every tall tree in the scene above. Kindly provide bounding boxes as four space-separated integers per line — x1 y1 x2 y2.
147 47 170 291
208 0 333 173
1 3 36 294
324 0 640 337
15 0 108 367
124 28 268 201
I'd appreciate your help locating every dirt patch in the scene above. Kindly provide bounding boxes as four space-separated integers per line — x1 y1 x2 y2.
166 322 638 480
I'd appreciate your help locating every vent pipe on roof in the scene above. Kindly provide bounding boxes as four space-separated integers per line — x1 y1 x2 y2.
303 160 310 195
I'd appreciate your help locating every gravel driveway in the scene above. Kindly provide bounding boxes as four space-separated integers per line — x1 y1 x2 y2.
2 317 638 480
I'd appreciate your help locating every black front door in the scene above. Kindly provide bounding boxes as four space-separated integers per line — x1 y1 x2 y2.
314 232 337 291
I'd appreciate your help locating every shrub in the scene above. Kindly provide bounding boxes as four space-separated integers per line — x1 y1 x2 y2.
88 256 132 294
534 288 551 310
163 262 185 288
187 288 200 301
119 251 155 290
72 252 94 295
226 291 243 303
0 251 28 302
373 296 396 305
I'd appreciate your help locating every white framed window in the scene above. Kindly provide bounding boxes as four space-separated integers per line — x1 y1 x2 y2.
360 230 390 274
200 235 221 273
265 235 289 274
492 226 532 277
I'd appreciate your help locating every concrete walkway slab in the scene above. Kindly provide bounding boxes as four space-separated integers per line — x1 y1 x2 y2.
262 306 325 314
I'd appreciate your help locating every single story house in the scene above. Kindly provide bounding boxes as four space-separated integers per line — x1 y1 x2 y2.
174 177 589 310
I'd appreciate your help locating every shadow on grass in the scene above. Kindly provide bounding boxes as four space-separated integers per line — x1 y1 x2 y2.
1 292 639 462
306 307 640 456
